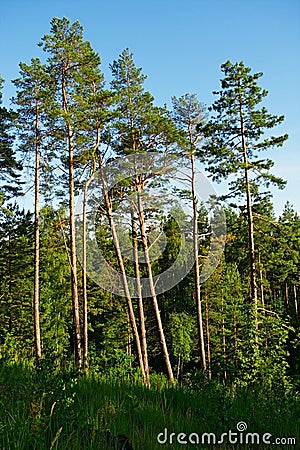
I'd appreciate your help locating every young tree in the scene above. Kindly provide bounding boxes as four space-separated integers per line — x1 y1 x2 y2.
169 311 194 380
39 206 73 366
270 202 300 320
0 204 34 356
202 61 288 331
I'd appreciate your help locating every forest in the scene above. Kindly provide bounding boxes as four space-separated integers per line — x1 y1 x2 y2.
0 16 299 450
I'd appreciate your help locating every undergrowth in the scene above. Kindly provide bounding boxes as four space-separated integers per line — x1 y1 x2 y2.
0 359 299 449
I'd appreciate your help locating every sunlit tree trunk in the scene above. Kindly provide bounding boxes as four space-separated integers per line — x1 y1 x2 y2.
191 152 206 370
205 297 211 380
98 160 146 382
62 70 82 369
33 98 42 361
258 253 265 312
285 283 290 314
221 293 227 384
238 86 258 337
136 183 174 382
294 285 298 323
131 206 150 385
82 159 96 373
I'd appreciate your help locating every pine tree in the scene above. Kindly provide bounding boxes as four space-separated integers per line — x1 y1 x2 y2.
39 17 104 368
13 58 53 361
202 61 288 333
110 49 177 381
0 76 22 205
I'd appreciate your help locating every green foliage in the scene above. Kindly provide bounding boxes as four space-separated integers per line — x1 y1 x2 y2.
0 21 299 444
0 360 299 449
0 204 34 355
0 76 22 201
202 60 288 201
38 16 106 197
169 312 194 362
12 58 56 199
172 92 208 156
39 206 72 365
110 48 177 156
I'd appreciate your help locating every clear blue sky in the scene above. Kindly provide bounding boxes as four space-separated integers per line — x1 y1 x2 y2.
1 0 299 214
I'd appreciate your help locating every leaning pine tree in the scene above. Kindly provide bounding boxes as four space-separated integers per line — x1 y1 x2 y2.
110 49 177 381
202 61 288 335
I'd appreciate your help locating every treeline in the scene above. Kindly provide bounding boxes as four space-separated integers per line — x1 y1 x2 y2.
0 17 299 390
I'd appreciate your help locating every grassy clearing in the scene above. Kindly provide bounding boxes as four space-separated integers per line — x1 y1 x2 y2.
0 360 299 449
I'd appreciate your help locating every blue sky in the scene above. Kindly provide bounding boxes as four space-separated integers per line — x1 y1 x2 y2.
1 0 299 214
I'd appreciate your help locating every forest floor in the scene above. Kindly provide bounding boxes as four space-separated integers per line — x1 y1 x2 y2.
0 359 299 449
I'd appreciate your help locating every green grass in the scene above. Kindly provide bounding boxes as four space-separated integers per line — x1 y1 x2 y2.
0 360 299 449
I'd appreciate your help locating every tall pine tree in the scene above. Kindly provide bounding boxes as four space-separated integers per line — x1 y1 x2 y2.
39 17 104 368
202 61 288 332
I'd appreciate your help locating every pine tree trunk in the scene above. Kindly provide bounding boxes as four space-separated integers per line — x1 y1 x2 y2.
191 153 206 370
205 297 211 380
285 282 290 314
98 162 146 382
62 71 82 369
238 87 258 334
69 137 82 369
258 253 265 312
33 99 42 361
82 183 88 373
131 206 150 385
136 183 174 382
176 353 181 380
294 285 298 322
221 294 227 384
244 147 258 311
82 164 96 374
8 232 12 332
126 308 132 359
233 308 237 371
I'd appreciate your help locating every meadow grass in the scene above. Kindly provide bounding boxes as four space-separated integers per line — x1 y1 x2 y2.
0 359 299 449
